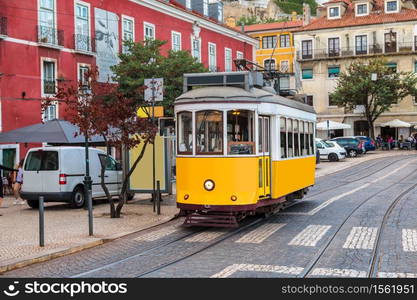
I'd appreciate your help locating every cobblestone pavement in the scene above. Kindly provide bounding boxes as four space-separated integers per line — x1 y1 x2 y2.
2 154 417 278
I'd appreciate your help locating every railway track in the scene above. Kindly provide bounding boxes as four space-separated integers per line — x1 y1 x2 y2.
299 162 417 278
307 155 414 198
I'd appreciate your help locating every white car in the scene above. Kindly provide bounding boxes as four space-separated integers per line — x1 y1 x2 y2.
315 138 346 162
21 146 125 209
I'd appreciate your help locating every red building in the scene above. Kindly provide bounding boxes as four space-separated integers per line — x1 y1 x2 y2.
0 0 255 165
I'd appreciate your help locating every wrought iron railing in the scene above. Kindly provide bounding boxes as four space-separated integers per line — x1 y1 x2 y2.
37 25 64 47
297 43 416 60
0 16 7 36
73 34 95 52
43 80 56 95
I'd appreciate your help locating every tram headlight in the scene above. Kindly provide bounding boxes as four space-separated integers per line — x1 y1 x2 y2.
231 195 237 201
204 179 215 191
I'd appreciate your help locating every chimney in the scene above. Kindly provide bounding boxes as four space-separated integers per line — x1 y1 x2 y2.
303 3 311 26
226 16 237 28
291 11 298 21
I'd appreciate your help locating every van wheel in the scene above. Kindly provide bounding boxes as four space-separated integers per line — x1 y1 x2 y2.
328 153 339 162
27 200 39 209
71 186 85 208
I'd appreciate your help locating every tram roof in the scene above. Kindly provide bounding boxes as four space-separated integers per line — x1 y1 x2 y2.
175 86 316 114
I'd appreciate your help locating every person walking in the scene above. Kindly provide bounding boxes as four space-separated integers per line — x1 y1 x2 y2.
12 159 25 205
0 164 18 216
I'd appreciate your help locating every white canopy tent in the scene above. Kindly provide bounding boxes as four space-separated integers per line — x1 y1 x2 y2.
316 120 352 130
380 119 411 128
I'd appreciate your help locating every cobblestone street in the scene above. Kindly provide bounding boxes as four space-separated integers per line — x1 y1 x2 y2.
2 154 417 278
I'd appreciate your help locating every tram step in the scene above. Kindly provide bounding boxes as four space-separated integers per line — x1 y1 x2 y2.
183 213 239 228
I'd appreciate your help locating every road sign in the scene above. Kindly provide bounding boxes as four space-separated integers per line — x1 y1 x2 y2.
144 78 163 102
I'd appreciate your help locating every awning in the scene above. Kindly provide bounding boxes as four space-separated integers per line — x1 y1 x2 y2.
375 116 417 127
317 117 345 123
317 120 351 130
380 119 411 128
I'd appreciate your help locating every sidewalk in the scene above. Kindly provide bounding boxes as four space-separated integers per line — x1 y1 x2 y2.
0 193 179 273
315 149 417 178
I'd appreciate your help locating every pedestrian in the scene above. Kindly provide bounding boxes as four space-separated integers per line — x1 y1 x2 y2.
12 159 25 205
414 133 417 150
376 135 382 148
0 164 18 215
388 136 394 149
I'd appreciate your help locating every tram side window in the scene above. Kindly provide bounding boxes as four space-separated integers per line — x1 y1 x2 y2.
280 118 287 158
309 122 314 155
178 111 193 154
227 110 255 155
300 121 305 156
196 110 223 154
294 120 299 157
287 119 293 157
304 122 309 155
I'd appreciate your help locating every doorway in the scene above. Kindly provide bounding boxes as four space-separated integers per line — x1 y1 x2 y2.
258 116 270 198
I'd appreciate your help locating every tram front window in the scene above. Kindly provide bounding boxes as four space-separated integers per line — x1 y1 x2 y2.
227 110 255 155
196 110 223 154
178 111 193 154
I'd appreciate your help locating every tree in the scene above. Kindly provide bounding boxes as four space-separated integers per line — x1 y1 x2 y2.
44 67 157 218
112 39 207 115
331 59 417 139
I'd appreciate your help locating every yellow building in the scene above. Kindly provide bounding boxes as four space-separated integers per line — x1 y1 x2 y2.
241 19 303 92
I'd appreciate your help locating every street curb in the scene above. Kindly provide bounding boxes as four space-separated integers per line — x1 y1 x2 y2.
0 214 179 275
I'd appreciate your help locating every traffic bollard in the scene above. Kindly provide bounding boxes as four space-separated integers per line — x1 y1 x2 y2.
157 180 161 215
39 196 44 247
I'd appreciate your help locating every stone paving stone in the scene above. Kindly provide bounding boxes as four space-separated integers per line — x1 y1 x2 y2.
184 231 225 243
378 272 417 278
211 264 304 278
133 226 178 242
288 225 331 247
342 227 378 250
311 268 367 277
402 229 417 252
235 223 286 244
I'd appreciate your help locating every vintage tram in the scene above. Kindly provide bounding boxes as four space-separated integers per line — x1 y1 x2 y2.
175 71 316 227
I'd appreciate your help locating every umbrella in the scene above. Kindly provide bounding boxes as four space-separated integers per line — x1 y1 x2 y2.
380 119 411 128
316 120 351 130
0 119 106 145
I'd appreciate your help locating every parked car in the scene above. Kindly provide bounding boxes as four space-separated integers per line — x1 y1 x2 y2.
353 136 376 151
315 138 346 162
330 137 365 157
21 146 129 209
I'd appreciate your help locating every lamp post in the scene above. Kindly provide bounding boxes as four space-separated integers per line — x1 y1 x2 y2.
84 132 93 236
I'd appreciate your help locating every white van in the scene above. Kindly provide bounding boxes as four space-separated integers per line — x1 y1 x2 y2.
21 146 124 208
315 138 346 162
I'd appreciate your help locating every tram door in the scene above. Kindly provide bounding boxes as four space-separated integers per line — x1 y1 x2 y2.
258 116 271 198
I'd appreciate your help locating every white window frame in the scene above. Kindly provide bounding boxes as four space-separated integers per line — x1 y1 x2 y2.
186 0 191 9
327 36 341 55
327 5 341 19
224 47 232 72
171 31 182 51
279 34 291 48
77 63 90 87
203 0 209 16
301 38 314 59
37 0 58 44
144 22 155 40
355 2 369 16
208 42 217 72
236 51 243 60
280 60 289 72
191 36 202 62
122 15 135 53
385 0 399 13
41 57 58 121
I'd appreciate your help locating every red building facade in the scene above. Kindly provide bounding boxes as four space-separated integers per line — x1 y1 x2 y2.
0 0 255 164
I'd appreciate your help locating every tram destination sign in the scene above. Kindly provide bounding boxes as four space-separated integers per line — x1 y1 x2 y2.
144 78 164 102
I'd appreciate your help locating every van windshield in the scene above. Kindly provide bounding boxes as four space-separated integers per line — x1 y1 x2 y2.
323 141 334 148
25 151 59 171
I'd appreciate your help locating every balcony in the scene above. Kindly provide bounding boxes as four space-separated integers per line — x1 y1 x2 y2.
73 34 95 55
0 16 7 38
43 80 56 95
37 25 64 49
297 43 416 61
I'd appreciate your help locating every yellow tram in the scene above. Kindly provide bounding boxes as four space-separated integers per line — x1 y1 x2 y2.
175 72 316 227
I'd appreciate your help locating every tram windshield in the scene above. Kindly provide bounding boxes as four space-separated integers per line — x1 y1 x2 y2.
227 110 255 155
196 110 223 154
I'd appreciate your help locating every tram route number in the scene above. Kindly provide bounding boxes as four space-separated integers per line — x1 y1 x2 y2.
372 284 414 295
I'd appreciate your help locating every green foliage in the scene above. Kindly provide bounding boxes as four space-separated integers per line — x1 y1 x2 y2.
274 0 317 16
331 59 417 138
236 15 290 26
111 39 207 116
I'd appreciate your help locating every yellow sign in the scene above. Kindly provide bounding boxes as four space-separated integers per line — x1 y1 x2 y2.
137 106 164 118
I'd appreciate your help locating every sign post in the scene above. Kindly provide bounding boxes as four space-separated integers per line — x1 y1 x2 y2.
144 78 163 203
